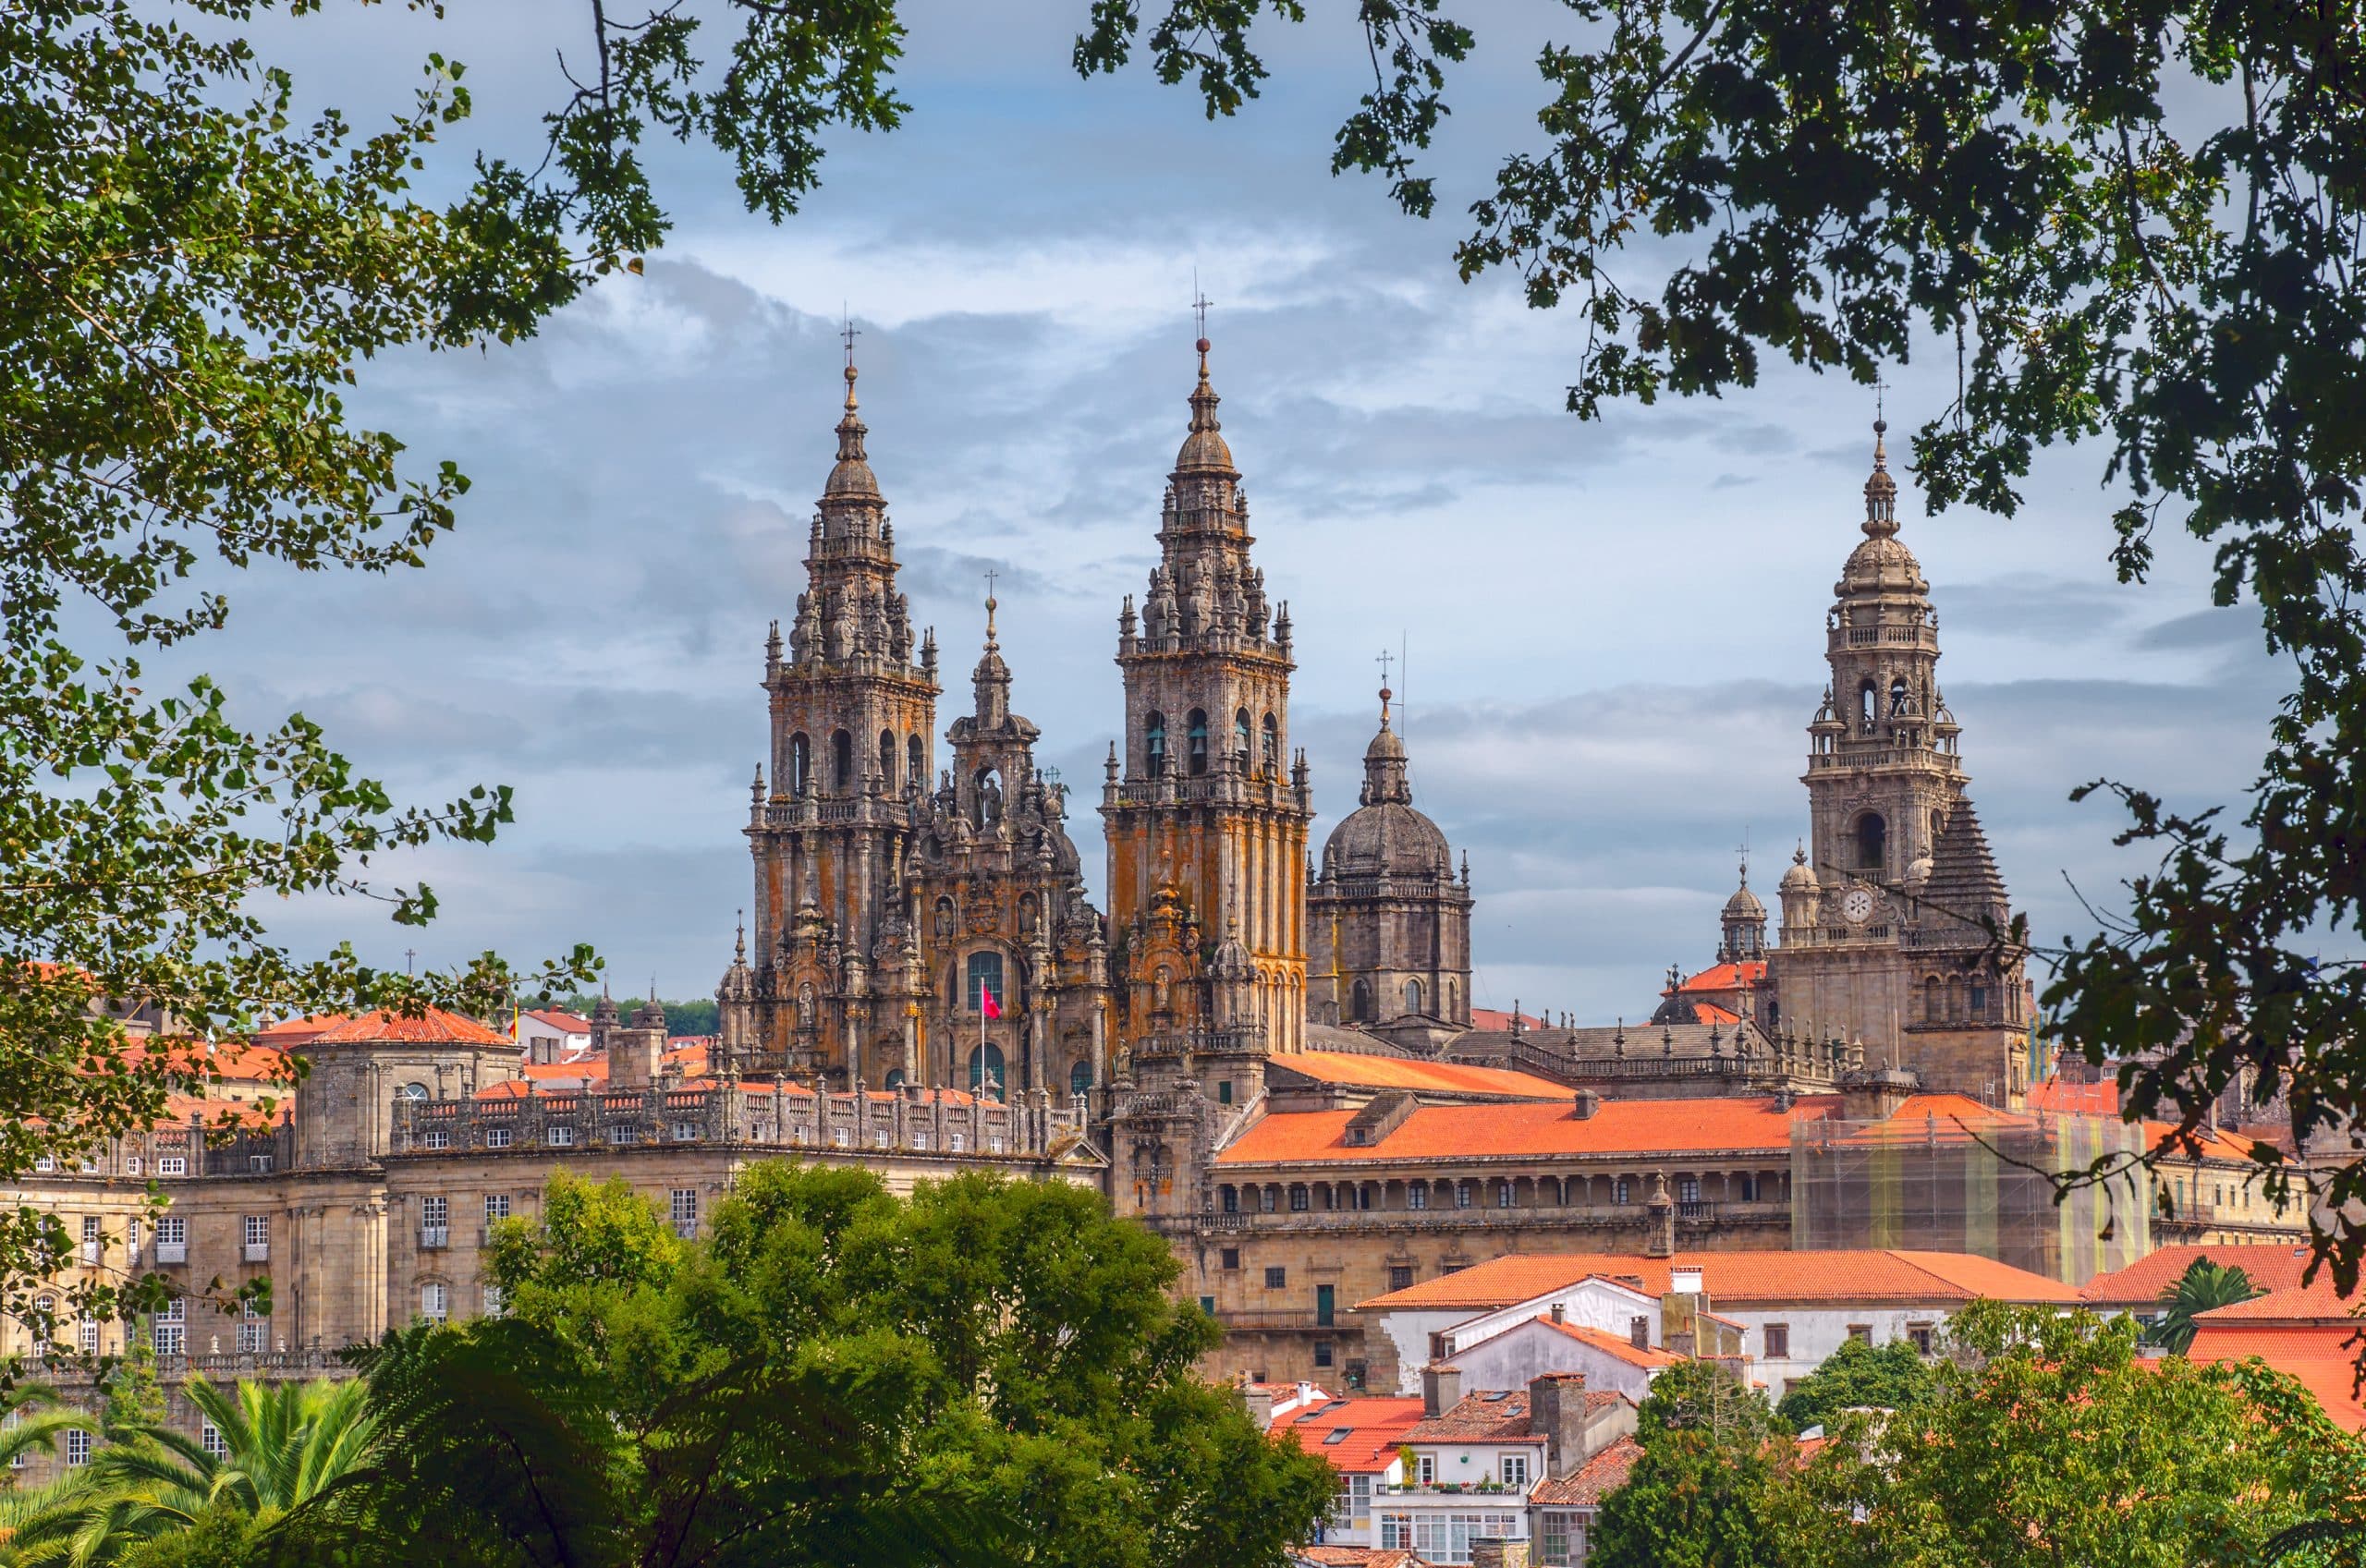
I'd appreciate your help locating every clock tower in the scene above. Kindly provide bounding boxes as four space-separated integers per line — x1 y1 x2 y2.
1763 419 2032 1104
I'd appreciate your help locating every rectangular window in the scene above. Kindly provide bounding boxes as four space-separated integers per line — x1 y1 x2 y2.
1288 1186 1309 1211
484 1194 511 1224
1908 1322 1936 1355
1539 1511 1579 1565
485 1126 512 1149
201 1422 226 1458
1313 1340 1334 1368
1677 1177 1701 1204
1408 1185 1428 1210
78 1318 99 1355
422 1196 448 1227
241 1214 269 1258
156 1216 186 1244
547 1125 575 1148
671 1121 698 1141
80 1215 102 1267
1415 1453 1436 1486
1315 1284 1335 1326
1217 1080 1234 1105
159 1156 187 1176
152 1297 185 1356
669 1189 699 1238
237 1313 267 1354
965 952 1005 1012
1502 1453 1530 1489
482 1285 505 1319
126 1156 142 1177
1614 1177 1631 1205
949 1132 966 1152
421 1128 451 1149
248 1154 273 1173
1848 1323 1872 1344
1263 1266 1287 1289
421 1282 448 1323
1763 1323 1790 1358
1220 1248 1240 1271
1387 1265 1414 1293
1199 1295 1215 1316
1455 1182 1473 1209
65 1430 90 1467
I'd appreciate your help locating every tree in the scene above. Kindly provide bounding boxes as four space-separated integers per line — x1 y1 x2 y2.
309 1164 1334 1568
1781 1301 2345 1568
1773 1336 1935 1432
1073 0 2366 1287
2152 1258 2263 1355
1590 1359 1786 1568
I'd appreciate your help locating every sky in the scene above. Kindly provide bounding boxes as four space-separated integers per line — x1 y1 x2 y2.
201 0 2281 1021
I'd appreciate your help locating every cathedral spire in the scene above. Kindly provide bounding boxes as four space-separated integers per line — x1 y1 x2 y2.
1174 333 1238 478
1862 414 1898 538
971 588 1011 724
1359 683 1412 807
823 329 881 505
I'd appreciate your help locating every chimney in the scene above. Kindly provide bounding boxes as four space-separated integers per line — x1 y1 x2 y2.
1422 1363 1464 1418
1527 1371 1589 1478
1672 1266 1704 1295
608 1025 662 1090
1472 1542 1530 1568
1550 1301 1567 1325
1238 1378 1275 1430
1571 1088 1602 1120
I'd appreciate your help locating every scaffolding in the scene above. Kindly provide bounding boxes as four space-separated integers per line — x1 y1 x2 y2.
1790 1105 2152 1285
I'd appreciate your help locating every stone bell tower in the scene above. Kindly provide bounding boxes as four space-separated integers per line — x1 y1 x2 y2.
1102 332 1314 1087
1764 417 2031 1102
729 342 940 1084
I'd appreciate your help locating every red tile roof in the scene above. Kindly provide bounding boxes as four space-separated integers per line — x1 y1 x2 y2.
1273 1051 1570 1100
1531 1317 1681 1369
303 1008 512 1046
2188 1276 2359 1322
1404 1389 1549 1444
1217 1094 1835 1166
1671 962 1766 995
1529 1435 1644 1507
2026 1077 2118 1115
1688 1003 1744 1026
1271 1397 1425 1476
2189 1321 2366 1429
1470 1008 1548 1031
254 1014 351 1046
2140 1119 2259 1162
1358 1249 2081 1312
117 1039 289 1083
2079 1244 2322 1307
520 1009 592 1034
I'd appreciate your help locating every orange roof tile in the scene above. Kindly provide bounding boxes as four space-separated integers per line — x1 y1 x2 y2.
2189 1276 2360 1322
1217 1094 1834 1167
254 1014 351 1046
1470 1008 1548 1031
1671 961 1766 994
2026 1078 2119 1115
1531 1317 1681 1368
2079 1244 2322 1307
2141 1119 2259 1162
1688 1003 1743 1026
117 1040 290 1083
1272 1051 1571 1100
1529 1435 1643 1507
306 1008 511 1046
2189 1321 2366 1428
1271 1397 1425 1476
1357 1249 2081 1312
520 1009 592 1034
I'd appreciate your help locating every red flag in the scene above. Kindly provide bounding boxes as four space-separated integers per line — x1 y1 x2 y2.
980 985 1001 1020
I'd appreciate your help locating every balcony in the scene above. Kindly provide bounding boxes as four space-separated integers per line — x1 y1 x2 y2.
419 1226 449 1250
155 1241 188 1265
1210 1309 1339 1332
241 1241 269 1264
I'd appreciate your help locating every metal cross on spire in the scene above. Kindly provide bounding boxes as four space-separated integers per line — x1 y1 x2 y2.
983 566 999 602
840 309 860 369
1191 270 1212 344
1375 648 1395 690
1874 373 1888 425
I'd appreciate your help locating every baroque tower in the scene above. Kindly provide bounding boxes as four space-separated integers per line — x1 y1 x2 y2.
1307 683 1473 1034
1102 334 1314 1086
1764 418 2031 1102
730 349 941 1085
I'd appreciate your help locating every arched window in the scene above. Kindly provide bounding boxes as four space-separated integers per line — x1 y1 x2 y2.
1351 979 1371 1022
789 733 811 795
1856 813 1886 871
1145 712 1166 773
1444 978 1457 1017
1924 977 1942 1023
883 1068 905 1090
1187 710 1209 775
1859 680 1877 726
878 729 896 790
1235 708 1251 764
1068 1059 1092 1099
398 1082 429 1101
967 1043 1006 1100
831 729 854 792
1261 712 1279 772
909 734 925 787
1889 677 1909 716
966 952 1006 1013
1969 981 1989 1018
1405 978 1424 1015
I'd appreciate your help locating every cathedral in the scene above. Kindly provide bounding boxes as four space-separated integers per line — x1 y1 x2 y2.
715 336 2032 1113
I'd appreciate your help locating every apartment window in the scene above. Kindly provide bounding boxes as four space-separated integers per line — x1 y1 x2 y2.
1614 1177 1632 1205
1502 1453 1530 1489
421 1129 451 1149
1258 1186 1277 1214
241 1214 269 1261
422 1195 449 1235
1316 1283 1335 1326
949 1133 967 1152
126 1157 142 1177
987 1136 1004 1154
482 1285 506 1319
1263 1266 1287 1289
1494 1180 1513 1209
1338 1474 1374 1530
28 1295 54 1359
1408 1185 1428 1210
201 1422 226 1458
1848 1324 1872 1344
155 1215 187 1261
80 1215 102 1267
1221 1185 1239 1214
152 1298 185 1356
78 1318 99 1356
547 1125 576 1149
1538 1511 1580 1565
32 1158 53 1173
421 1282 449 1323
1763 1323 1790 1359
237 1301 267 1354
1387 1265 1415 1293
159 1156 187 1176
1415 1453 1437 1486
1455 1181 1474 1209
485 1126 513 1149
484 1194 512 1225
1313 1341 1334 1368
872 1128 890 1149
65 1430 90 1468
1221 1248 1240 1271
1908 1322 1936 1355
247 1155 273 1173
670 1188 699 1238
832 1128 851 1149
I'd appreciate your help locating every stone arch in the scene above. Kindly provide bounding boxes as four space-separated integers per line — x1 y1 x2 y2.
1405 978 1424 1015
831 729 854 793
1187 709 1209 776
1351 978 1372 1023
878 728 896 790
1145 711 1166 773
789 732 811 795
909 733 925 786
1261 711 1279 772
1234 707 1251 766
1855 812 1886 871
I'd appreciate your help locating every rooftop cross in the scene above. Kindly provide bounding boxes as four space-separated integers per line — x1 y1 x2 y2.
1191 275 1212 347
841 311 860 369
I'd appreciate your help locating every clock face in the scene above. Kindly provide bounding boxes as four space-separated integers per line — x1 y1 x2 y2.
1842 888 1876 925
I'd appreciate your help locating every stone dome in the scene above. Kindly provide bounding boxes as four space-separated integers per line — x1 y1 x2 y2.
1322 687 1451 879
1723 881 1766 919
1779 845 1819 894
1174 342 1237 475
